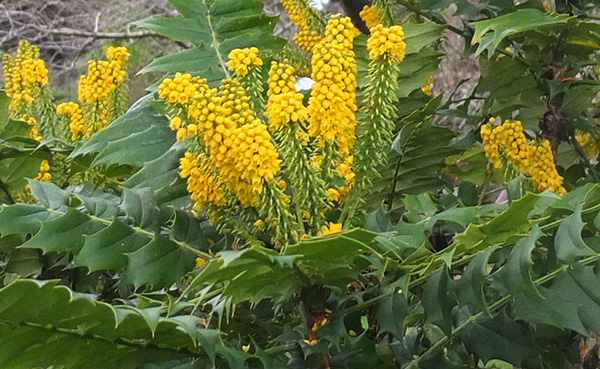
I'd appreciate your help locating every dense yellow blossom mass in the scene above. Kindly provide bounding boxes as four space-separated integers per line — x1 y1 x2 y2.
228 47 263 77
57 102 85 141
481 119 565 195
308 16 358 158
266 61 308 131
367 24 406 62
3 40 49 112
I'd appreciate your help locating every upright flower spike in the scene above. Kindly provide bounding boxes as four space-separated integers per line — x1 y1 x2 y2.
78 46 129 132
106 47 130 122
527 140 566 195
281 0 325 35
480 119 529 171
480 119 566 196
307 16 359 181
57 102 85 142
228 47 265 112
293 30 322 54
267 60 327 231
351 24 406 204
372 0 397 27
281 0 325 54
1 40 53 139
179 151 226 210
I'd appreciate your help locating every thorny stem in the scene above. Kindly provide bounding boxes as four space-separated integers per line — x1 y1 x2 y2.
202 0 230 78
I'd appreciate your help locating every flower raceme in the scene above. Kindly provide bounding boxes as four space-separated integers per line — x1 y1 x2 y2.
367 24 406 62
481 119 565 195
227 47 262 77
308 16 359 159
266 61 308 131
2 40 49 112
78 48 128 105
77 46 129 133
57 102 85 141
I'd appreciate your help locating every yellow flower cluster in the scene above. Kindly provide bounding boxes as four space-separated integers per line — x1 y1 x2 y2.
35 159 51 182
228 47 263 77
266 61 308 131
575 129 598 157
106 46 130 64
320 222 342 235
325 15 360 50
360 5 381 30
481 119 565 194
527 141 566 195
281 0 324 53
421 75 434 96
480 118 528 170
281 0 312 31
159 73 206 107
78 47 128 105
15 115 41 141
308 16 359 158
180 152 226 210
160 74 282 208
77 47 128 131
231 121 281 198
293 30 322 53
57 102 85 141
2 40 49 112
367 24 406 62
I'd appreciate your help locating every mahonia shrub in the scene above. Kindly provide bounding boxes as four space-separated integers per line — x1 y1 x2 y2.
4 1 600 369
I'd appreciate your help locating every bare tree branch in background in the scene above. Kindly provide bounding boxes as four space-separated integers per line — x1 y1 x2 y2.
0 0 178 84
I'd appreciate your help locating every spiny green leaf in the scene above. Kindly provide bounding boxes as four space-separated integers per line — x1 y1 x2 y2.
123 236 196 288
422 268 456 336
22 207 104 254
375 289 409 338
456 246 498 314
0 279 222 368
554 204 595 264
122 187 161 231
0 204 58 235
471 9 571 56
460 315 538 366
5 248 43 277
513 285 587 335
27 180 70 211
498 226 542 297
74 219 148 272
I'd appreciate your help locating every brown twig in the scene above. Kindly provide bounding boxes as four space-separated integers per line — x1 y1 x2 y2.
46 27 161 39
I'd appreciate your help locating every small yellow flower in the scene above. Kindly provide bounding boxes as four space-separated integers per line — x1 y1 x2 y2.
320 222 343 235
254 219 266 231
349 330 357 337
195 257 208 268
242 344 250 353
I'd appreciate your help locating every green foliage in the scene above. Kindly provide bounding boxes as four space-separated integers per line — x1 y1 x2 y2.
136 0 285 83
5 0 600 368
